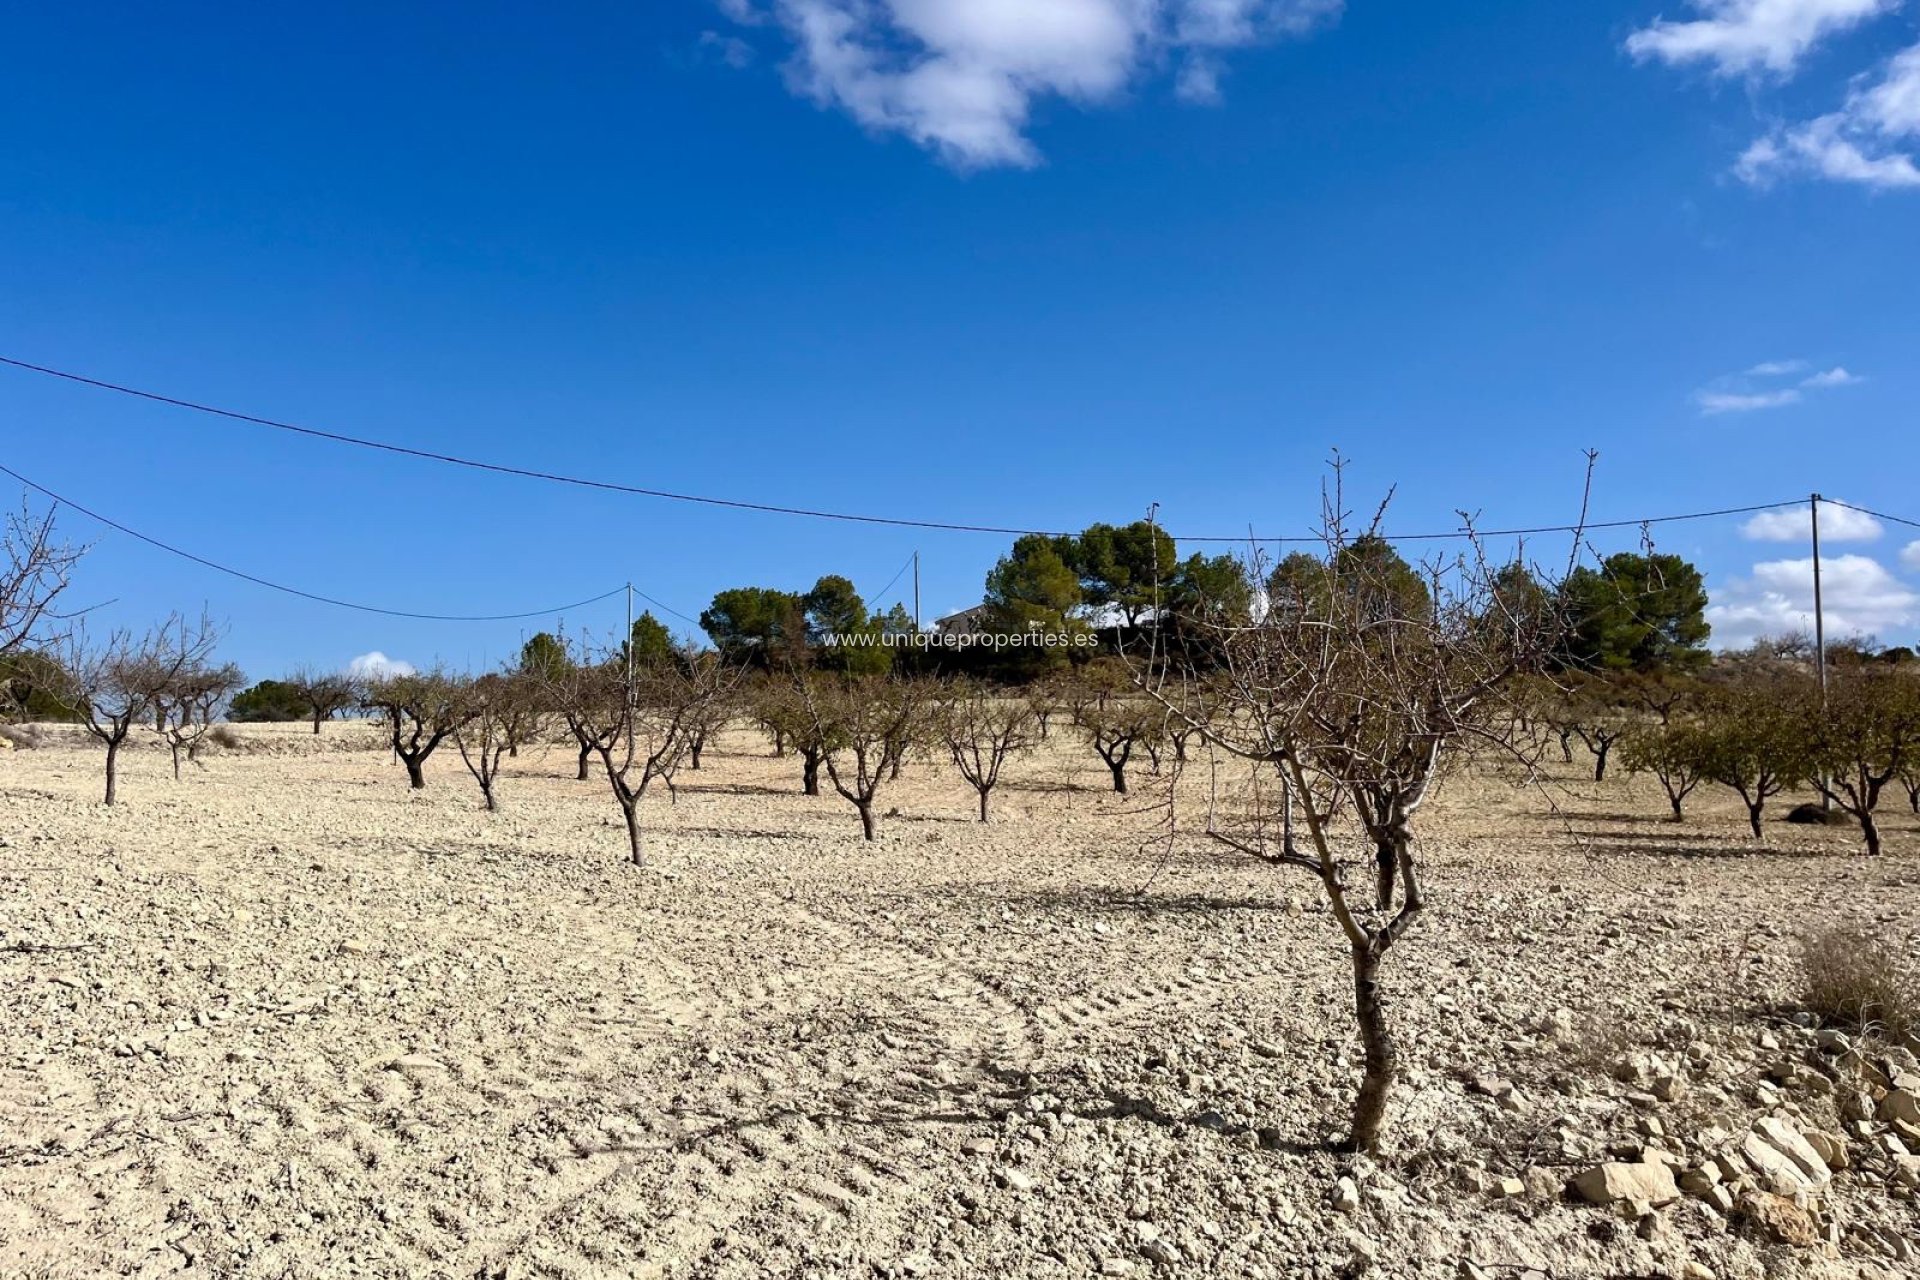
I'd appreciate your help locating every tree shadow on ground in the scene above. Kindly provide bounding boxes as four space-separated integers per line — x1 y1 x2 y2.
902 882 1287 917
675 782 799 799
1001 779 1100 796
1567 829 1771 859
672 825 811 842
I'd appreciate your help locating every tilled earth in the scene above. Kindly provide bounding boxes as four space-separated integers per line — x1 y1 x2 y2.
1 723 1917 1279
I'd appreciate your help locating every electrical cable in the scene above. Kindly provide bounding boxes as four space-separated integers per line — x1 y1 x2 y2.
0 461 629 622
0 353 1810 543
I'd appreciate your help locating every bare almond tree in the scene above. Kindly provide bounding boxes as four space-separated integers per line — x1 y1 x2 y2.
157 658 244 780
799 674 930 840
2 494 85 657
58 613 222 804
546 638 734 866
1155 489 1557 1153
1078 694 1161 795
452 671 539 811
286 666 360 735
364 670 471 790
753 675 829 795
937 681 1035 821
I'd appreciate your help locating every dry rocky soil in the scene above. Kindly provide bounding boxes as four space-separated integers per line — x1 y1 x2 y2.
1 721 1918 1280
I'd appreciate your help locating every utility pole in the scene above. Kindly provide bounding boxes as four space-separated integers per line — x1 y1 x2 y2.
625 582 634 704
1811 494 1827 707
1810 496 1830 812
913 551 921 632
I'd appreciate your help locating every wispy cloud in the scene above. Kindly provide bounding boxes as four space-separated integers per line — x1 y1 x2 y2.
715 0 1343 169
1625 0 1895 77
1741 500 1883 541
1801 365 1862 387
1692 357 1862 414
1696 388 1802 414
699 30 758 68
1903 539 1920 571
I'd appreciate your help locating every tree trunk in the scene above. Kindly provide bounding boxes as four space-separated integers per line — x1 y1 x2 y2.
1344 942 1397 1153
171 742 183 781
1861 812 1881 857
1374 839 1396 911
311 709 323 735
977 788 990 822
690 735 704 770
405 758 426 789
481 780 497 812
857 800 875 841
1747 801 1764 840
1557 728 1573 764
802 750 821 797
1037 712 1050 741
1108 759 1128 794
103 739 119 806
622 801 644 867
772 727 785 757
576 739 592 782
1668 792 1684 821
1592 742 1610 782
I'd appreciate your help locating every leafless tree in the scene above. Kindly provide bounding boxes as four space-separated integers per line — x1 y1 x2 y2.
545 639 734 866
157 658 244 779
2 494 86 657
364 669 472 790
57 613 222 804
1078 693 1161 795
452 671 539 811
937 681 1035 821
1151 483 1559 1153
683 655 733 770
286 666 360 735
798 674 930 840
753 675 829 794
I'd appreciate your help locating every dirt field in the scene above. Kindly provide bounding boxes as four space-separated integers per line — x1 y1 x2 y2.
2 722 1917 1279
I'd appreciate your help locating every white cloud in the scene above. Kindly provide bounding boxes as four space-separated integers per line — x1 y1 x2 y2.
1801 365 1863 386
1736 40 1920 189
347 651 416 679
1696 388 1802 414
1709 552 1919 647
1625 0 1895 77
726 0 1343 168
1693 357 1862 414
1903 539 1920 570
1740 500 1883 541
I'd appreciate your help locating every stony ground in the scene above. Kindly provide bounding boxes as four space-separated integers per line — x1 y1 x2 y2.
1 721 1917 1280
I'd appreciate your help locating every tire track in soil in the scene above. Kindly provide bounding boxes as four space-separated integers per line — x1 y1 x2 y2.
128 920 715 1278
1021 957 1279 1060
465 896 1040 1279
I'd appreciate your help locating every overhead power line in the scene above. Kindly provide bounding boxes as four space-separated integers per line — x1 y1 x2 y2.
0 353 1810 543
1822 497 1920 532
0 462 630 623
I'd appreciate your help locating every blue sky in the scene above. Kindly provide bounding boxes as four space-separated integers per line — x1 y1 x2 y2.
3 0 1918 678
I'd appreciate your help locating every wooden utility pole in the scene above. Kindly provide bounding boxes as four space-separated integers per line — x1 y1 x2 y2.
1811 494 1827 707
912 552 920 632
1810 496 1830 812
